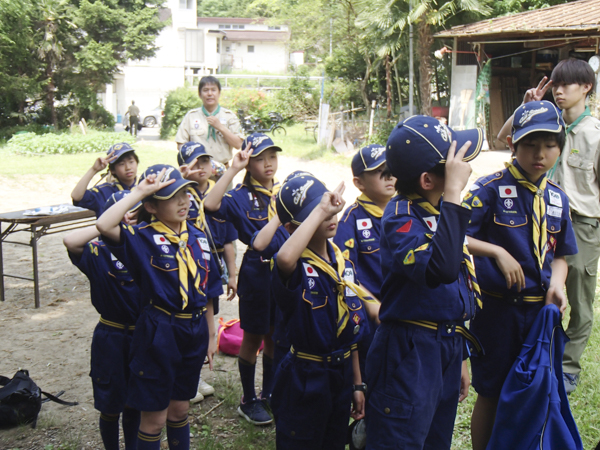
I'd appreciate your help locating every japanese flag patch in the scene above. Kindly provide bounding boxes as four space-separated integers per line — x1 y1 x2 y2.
423 216 437 232
499 186 517 198
303 263 319 277
357 218 372 230
153 234 169 245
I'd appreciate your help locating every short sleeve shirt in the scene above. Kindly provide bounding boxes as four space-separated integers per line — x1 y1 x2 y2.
175 107 244 164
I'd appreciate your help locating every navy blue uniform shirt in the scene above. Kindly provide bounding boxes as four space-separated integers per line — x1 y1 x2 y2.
219 183 270 246
74 180 136 218
68 240 141 324
334 202 382 298
464 165 578 296
103 221 212 312
272 242 369 354
379 196 476 323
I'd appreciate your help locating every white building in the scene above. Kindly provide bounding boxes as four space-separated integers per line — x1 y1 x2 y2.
99 0 290 121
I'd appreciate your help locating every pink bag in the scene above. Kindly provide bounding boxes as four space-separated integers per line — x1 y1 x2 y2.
217 318 264 356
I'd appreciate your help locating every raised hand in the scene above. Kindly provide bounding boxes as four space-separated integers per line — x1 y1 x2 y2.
523 76 552 104
91 151 117 173
231 142 253 172
179 158 203 179
206 115 223 132
444 140 473 202
137 168 175 196
318 182 346 216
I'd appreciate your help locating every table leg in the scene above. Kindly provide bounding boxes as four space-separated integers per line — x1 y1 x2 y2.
31 225 40 309
0 222 4 302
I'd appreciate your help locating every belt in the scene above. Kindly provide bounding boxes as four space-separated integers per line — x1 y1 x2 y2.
482 290 545 305
152 304 207 319
99 317 135 331
398 320 484 355
290 343 358 365
570 211 599 227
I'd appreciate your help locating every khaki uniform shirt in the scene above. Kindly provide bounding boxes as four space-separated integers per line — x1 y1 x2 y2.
127 105 140 117
175 107 244 164
552 115 600 218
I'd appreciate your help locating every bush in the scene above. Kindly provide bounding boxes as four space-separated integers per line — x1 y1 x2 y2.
367 119 396 146
220 89 281 125
272 66 318 120
7 131 136 155
0 124 56 141
160 86 202 139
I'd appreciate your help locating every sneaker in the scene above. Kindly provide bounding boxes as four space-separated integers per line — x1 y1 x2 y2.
237 396 273 425
190 391 204 404
198 379 215 397
564 373 579 395
258 391 272 415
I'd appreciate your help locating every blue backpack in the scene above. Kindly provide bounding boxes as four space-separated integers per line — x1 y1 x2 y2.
487 304 583 450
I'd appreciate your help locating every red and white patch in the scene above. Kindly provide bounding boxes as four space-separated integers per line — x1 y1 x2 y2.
396 219 412 233
153 234 168 245
352 313 361 325
423 216 437 232
499 186 518 198
303 262 319 277
357 218 372 230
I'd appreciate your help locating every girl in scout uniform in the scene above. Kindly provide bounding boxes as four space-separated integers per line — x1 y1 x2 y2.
72 143 139 217
464 102 578 450
203 133 282 425
366 116 483 449
177 141 239 403
96 165 219 450
64 192 142 450
270 174 374 449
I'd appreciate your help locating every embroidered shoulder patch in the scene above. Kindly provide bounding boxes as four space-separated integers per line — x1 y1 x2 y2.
403 249 415 265
345 239 355 249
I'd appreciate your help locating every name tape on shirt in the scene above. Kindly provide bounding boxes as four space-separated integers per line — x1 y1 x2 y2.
357 218 373 230
548 190 563 207
153 234 169 245
547 205 562 218
499 186 517 198
198 237 210 252
303 262 319 277
423 216 437 232
344 268 357 297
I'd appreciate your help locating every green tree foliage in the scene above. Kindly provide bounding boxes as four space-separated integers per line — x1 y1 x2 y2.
0 0 165 129
492 0 571 15
160 87 203 139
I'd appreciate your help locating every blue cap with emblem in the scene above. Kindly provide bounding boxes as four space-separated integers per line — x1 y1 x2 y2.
177 141 211 166
283 170 315 183
101 190 142 215
243 133 282 157
511 100 564 144
276 174 328 225
386 115 483 181
108 142 135 160
351 144 387 176
139 164 197 201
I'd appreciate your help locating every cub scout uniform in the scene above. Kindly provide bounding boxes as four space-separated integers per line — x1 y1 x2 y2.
75 179 136 218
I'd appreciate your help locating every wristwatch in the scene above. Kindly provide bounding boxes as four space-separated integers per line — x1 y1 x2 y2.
353 383 367 393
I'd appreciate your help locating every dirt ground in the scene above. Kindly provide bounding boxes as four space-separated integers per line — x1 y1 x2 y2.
0 145 510 449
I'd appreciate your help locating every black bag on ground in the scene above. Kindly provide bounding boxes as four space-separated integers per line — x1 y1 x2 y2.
137 122 143 131
0 370 78 428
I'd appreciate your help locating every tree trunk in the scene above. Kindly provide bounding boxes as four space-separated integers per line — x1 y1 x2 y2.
360 53 372 116
417 21 433 116
45 61 58 129
385 55 392 119
392 53 403 110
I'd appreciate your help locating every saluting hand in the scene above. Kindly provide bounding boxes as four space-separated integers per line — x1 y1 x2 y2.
179 158 204 179
319 182 346 217
231 142 253 172
91 151 118 173
136 168 175 196
523 76 552 104
444 140 473 204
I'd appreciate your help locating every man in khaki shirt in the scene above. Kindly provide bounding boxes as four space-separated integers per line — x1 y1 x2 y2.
176 76 244 165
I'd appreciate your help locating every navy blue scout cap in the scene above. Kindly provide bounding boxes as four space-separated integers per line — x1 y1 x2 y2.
243 133 282 156
386 116 483 181
177 142 211 166
284 170 314 183
511 100 564 144
139 164 196 201
351 144 386 176
108 142 135 159
277 174 328 226
101 190 141 215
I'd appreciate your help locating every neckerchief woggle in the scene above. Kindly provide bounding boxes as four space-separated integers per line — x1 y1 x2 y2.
506 161 548 270
249 176 280 220
406 193 482 308
547 106 590 179
202 105 221 142
357 194 383 218
301 243 378 337
149 218 205 310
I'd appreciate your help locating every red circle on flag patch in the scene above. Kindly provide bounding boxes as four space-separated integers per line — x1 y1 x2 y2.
160 237 166 242
362 221 367 227
505 188 512 195
307 267 314 274
427 220 433 228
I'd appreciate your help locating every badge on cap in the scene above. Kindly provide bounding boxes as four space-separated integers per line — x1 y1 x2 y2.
499 186 517 198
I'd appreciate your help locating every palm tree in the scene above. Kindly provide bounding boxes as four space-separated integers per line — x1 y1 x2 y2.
357 0 491 116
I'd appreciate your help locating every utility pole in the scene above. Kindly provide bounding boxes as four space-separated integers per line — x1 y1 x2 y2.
409 0 414 116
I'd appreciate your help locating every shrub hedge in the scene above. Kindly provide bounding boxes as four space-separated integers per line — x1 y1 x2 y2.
7 131 136 155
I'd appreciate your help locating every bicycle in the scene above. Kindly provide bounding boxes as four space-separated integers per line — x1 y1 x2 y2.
243 112 287 136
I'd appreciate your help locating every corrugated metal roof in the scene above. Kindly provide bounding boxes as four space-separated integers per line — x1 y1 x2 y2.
197 17 266 24
436 0 600 38
221 30 290 42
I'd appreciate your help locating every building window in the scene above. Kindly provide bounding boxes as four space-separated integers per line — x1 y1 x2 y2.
247 45 254 53
185 30 204 62
216 39 220 54
226 46 231 52
179 0 193 9
268 26 281 30
218 24 231 29
232 25 245 29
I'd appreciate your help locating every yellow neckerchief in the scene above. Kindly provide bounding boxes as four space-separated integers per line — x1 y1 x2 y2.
405 193 482 308
187 180 216 232
506 161 548 270
301 242 377 337
149 218 203 310
356 194 383 218
249 176 280 220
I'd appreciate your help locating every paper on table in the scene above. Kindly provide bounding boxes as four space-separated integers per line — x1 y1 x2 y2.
23 205 83 216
